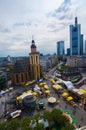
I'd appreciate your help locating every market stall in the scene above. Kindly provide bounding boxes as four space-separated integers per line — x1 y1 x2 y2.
48 97 56 104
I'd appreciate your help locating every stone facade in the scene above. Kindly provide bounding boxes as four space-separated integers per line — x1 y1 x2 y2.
11 39 40 85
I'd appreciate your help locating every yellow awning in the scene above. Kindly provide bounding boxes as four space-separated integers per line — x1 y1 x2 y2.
39 82 46 86
32 92 38 96
79 89 86 94
50 78 55 83
53 85 62 90
16 96 22 101
27 90 33 93
44 85 49 89
22 92 27 95
67 96 73 101
62 92 68 97
45 90 50 94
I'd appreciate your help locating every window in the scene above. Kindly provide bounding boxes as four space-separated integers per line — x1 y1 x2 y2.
21 74 23 82
26 73 28 80
36 56 38 63
16 74 19 83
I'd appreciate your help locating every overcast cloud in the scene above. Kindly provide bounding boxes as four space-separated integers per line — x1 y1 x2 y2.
0 0 86 56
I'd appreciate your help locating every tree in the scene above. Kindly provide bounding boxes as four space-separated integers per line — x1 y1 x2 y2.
6 119 20 130
64 123 75 130
0 122 6 130
61 123 75 130
21 116 32 128
34 123 45 130
43 110 51 121
21 126 32 130
33 113 40 124
43 110 54 129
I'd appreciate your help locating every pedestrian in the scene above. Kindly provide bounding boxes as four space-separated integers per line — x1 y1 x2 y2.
79 125 81 128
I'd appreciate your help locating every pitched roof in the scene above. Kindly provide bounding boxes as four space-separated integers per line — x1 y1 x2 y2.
12 60 29 73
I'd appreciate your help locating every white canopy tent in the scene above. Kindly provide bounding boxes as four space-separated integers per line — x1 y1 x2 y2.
62 80 75 90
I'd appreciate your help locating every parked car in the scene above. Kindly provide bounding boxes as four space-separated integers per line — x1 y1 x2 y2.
8 87 13 91
4 110 22 121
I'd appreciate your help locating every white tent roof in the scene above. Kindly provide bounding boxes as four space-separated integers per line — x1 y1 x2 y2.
72 88 79 93
62 80 75 90
34 84 40 92
20 92 32 99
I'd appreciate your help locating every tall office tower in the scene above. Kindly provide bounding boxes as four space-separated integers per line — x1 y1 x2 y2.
57 41 65 56
29 39 40 80
85 40 86 54
70 17 83 55
67 48 70 55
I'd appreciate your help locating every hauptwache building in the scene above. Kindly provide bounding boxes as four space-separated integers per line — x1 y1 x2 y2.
11 39 40 85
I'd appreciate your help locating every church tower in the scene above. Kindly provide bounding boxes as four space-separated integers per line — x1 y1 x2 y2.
29 39 40 80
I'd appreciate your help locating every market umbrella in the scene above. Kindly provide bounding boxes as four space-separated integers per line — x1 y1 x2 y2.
48 97 56 104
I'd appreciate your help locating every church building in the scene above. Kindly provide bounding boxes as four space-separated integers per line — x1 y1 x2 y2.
11 39 40 85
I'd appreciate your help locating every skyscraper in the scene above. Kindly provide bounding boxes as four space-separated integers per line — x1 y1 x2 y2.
70 17 83 55
85 40 86 55
57 41 65 56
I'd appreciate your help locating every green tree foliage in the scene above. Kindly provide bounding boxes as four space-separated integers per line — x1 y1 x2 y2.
43 110 51 121
0 108 75 130
21 116 32 128
0 122 6 130
34 123 45 130
6 119 20 130
33 113 40 124
61 123 75 130
21 126 32 130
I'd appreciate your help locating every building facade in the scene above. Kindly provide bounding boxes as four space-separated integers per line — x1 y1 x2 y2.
85 40 86 54
70 17 83 55
29 39 40 80
67 48 70 55
57 41 65 56
66 55 86 68
11 60 29 85
11 39 40 85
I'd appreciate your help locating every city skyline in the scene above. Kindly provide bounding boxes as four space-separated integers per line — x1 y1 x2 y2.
0 0 86 56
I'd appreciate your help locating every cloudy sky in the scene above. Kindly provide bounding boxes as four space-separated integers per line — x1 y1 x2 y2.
0 0 86 57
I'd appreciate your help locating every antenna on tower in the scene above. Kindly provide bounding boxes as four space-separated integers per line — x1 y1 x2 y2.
32 35 34 40
32 35 35 43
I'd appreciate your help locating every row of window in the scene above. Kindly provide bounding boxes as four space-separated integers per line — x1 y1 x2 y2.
15 73 28 83
30 55 39 64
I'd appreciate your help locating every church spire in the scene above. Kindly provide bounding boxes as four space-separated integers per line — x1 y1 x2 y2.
31 36 37 53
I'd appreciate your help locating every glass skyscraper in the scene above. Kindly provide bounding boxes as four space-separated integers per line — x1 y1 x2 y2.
70 17 83 55
57 41 65 56
85 40 86 54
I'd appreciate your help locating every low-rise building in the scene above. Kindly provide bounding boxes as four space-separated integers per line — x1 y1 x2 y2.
66 55 86 68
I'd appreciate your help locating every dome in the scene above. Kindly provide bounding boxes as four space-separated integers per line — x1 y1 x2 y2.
31 39 36 48
31 43 36 48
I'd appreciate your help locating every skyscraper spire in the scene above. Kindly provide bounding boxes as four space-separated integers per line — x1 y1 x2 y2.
75 17 78 27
